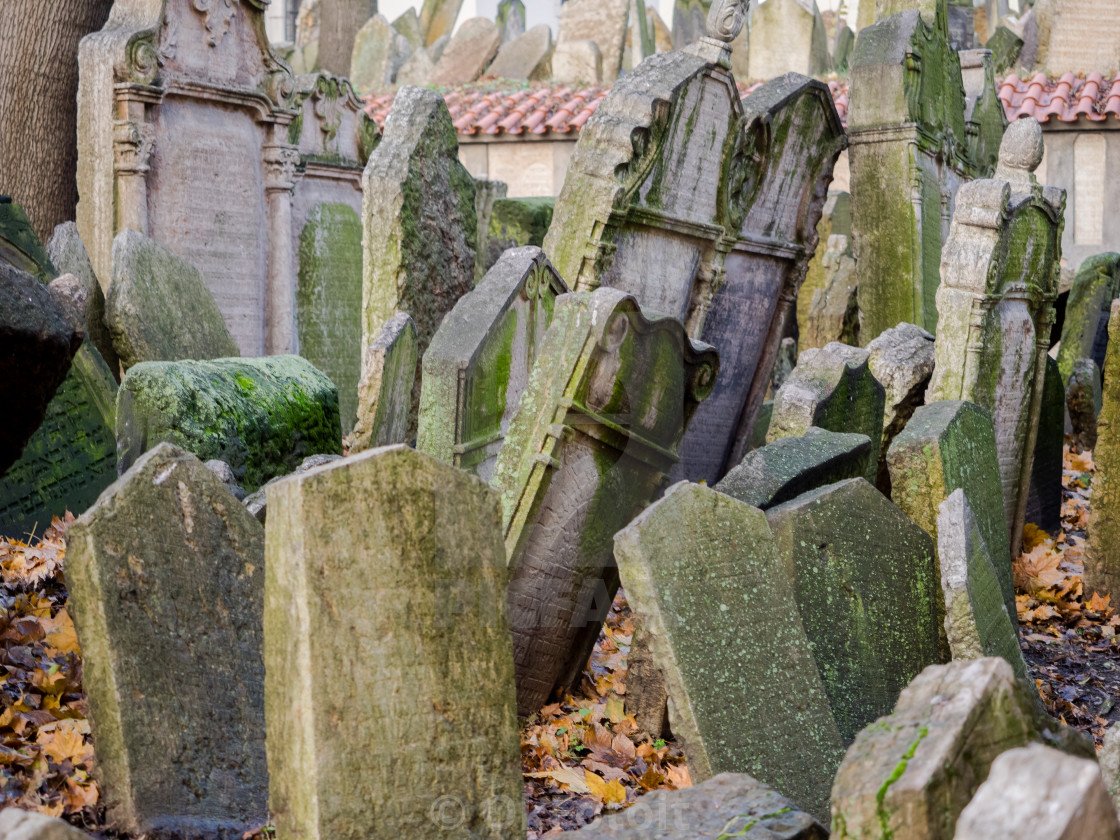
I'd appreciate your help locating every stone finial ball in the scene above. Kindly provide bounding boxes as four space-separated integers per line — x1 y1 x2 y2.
998 117 1045 172
707 0 751 42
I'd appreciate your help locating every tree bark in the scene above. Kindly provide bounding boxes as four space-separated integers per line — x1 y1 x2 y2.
0 1 115 242
317 0 377 78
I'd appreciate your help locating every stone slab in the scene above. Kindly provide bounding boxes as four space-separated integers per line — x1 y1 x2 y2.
46 221 119 375
1024 354 1064 535
1067 357 1101 452
1085 299 1120 601
0 809 91 840
351 311 418 452
483 197 555 274
487 23 553 80
1057 252 1120 384
428 17 502 86
557 0 630 83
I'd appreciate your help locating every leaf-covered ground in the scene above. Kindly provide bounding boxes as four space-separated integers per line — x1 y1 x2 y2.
1 442 1117 836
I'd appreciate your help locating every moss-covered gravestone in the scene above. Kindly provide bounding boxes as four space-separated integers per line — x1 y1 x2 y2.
927 119 1064 556
1085 300 1120 602
1024 354 1064 535
887 400 1016 626
799 192 852 340
804 235 858 350
264 445 524 840
0 199 55 285
849 1 1005 341
614 482 844 822
67 443 267 839
767 343 886 483
362 86 477 437
746 0 832 79
543 17 845 484
492 288 718 716
418 247 567 481
47 221 119 375
1057 252 1120 383
1067 358 1102 452
351 312 418 453
765 478 942 745
116 356 342 492
482 198 554 274
830 658 1039 840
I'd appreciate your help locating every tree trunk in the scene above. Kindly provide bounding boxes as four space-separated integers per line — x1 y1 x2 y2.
318 0 377 78
0 1 114 242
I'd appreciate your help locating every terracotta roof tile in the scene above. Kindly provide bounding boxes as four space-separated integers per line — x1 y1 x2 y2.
999 71 1120 123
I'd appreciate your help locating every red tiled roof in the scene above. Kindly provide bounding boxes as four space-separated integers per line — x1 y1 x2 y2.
999 72 1120 123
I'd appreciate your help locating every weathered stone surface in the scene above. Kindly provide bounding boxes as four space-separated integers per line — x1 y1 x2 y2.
1024 354 1064 535
766 478 941 745
264 445 524 840
769 336 799 395
483 197 555 273
419 0 464 46
986 24 1023 72
1067 358 1101 452
803 235 858 350
0 200 55 285
47 274 90 335
1034 0 1120 76
205 458 247 501
393 43 435 86
474 179 508 281
351 312 418 453
849 3 1006 341
296 202 363 433
296 0 321 49
622 626 670 738
546 63 845 484
362 85 477 437
954 744 1120 839
487 23 553 80
798 191 852 340
557 0 630 83
1085 299 1120 601
0 809 91 840
0 260 82 474
241 453 343 524
391 7 424 48
887 400 1016 626
867 322 936 492
67 443 266 839
418 247 566 481
116 356 342 492
830 658 1039 840
498 0 526 43
833 21 855 72
563 772 828 838
615 482 844 822
46 221 118 375
1100 724 1120 816
429 17 502 86
938 489 1031 684
927 119 1064 556
493 289 718 716
551 39 603 84
1057 253 1120 383
747 0 832 80
671 0 712 49
349 14 410 92
715 427 874 509
107 229 240 371
767 343 886 483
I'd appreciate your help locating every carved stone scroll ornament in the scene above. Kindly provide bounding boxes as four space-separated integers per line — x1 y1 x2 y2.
113 120 155 175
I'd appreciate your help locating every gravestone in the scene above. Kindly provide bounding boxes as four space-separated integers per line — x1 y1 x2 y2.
1034 0 1120 75
830 657 1040 840
986 25 1023 72
887 400 1016 625
803 235 858 349
351 312 418 453
955 745 1120 839
926 118 1064 556
392 7 424 49
418 248 567 482
715 427 874 509
938 490 1032 685
545 41 846 484
492 288 718 716
362 85 477 437
487 24 554 80
765 478 941 744
1085 300 1120 601
1057 253 1120 384
1067 358 1101 452
551 40 603 84
849 0 1006 342
614 482 844 822
747 0 832 80
419 0 465 46
671 0 712 49
317 0 377 78
116 356 342 492
798 191 852 339
767 343 886 483
557 0 631 83
349 14 410 92
1101 726 1120 816
67 443 267 839
429 17 502 86
483 197 555 273
833 20 855 72
947 0 975 50
394 44 435 86
0 809 92 840
0 200 56 285
866 322 936 492
624 0 655 71
474 179 508 282
264 445 524 840
78 4 379 358
1024 354 1064 535
46 221 118 374
497 0 526 43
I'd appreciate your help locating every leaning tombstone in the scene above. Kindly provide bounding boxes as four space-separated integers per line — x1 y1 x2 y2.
849 0 1006 341
492 288 718 716
1024 354 1064 534
46 221 118 375
1085 300 1120 601
351 312 418 452
887 400 1016 624
555 0 631 83
1067 358 1102 452
797 191 852 340
954 744 1120 839
747 0 832 80
830 658 1039 840
766 478 941 744
417 247 567 481
428 17 502 86
483 197 555 274
116 356 342 491
1057 252 1120 383
614 482 844 822
551 40 603 83
0 809 91 840
497 0 526 43
348 14 410 92
474 179 509 282
803 235 858 350
265 445 524 840
486 24 553 80
419 0 464 46
67 443 267 838
362 85 477 435
544 25 846 484
926 119 1064 555
938 489 1032 685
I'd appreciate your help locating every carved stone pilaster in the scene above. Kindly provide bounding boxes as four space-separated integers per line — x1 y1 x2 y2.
113 120 155 175
263 145 300 192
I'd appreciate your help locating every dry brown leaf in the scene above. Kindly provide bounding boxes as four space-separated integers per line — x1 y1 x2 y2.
584 770 626 806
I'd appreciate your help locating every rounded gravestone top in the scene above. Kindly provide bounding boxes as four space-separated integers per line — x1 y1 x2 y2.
707 0 750 43
998 117 1044 173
